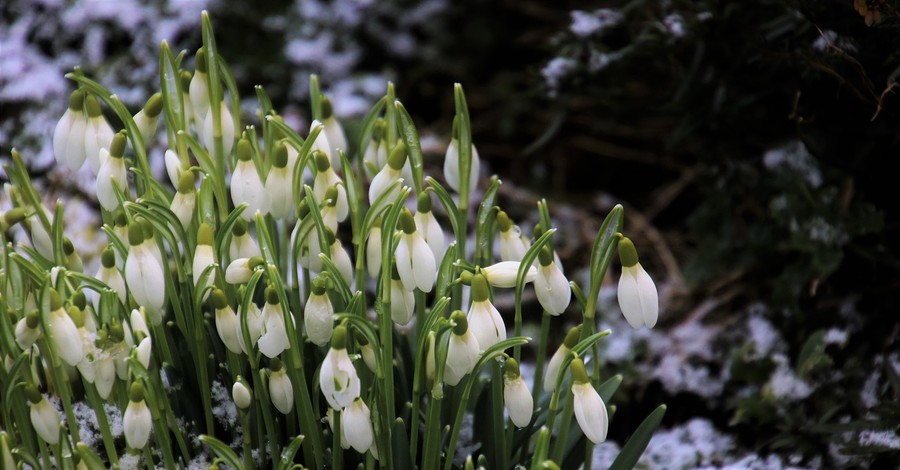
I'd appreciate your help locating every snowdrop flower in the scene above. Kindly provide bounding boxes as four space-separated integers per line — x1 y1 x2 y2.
138 218 164 271
496 210 530 262
443 117 481 194
203 95 237 159
229 219 261 261
26 385 60 445
236 299 264 355
356 333 377 373
269 359 294 414
571 358 608 444
210 289 242 354
95 356 116 400
319 186 341 233
231 138 269 221
189 49 211 126
124 382 153 448
415 191 446 262
83 94 115 175
124 224 166 322
265 142 294 220
133 92 162 145
342 397 374 453
390 266 416 325
362 119 387 178
313 150 349 222
225 256 264 284
168 171 195 228
54 89 88 171
129 308 150 340
15 309 41 351
366 217 382 279
61 238 82 273
109 322 132 382
25 209 53 260
395 208 436 293
467 273 506 351
319 325 361 409
503 357 533 428
305 278 334 347
296 219 325 272
325 229 354 286
534 246 571 315
444 311 481 386
309 119 333 171
321 96 348 170
482 261 537 288
192 223 217 296
94 247 127 307
136 336 152 370
48 289 83 367
232 376 252 410
544 325 580 392
258 287 290 358
368 141 407 205
164 148 185 188
616 237 659 329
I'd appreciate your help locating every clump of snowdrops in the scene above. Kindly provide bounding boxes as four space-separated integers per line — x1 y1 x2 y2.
0 12 665 470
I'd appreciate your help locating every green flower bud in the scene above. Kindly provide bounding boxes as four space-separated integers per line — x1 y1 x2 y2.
143 92 163 118
265 286 280 305
194 48 207 73
504 356 522 380
128 223 144 246
570 357 589 384
85 94 102 118
618 237 639 268
198 222 214 246
101 247 117 268
321 95 334 119
387 141 407 170
399 208 416 234
128 382 145 402
71 291 87 311
272 141 288 168
451 310 469 335
314 149 330 172
236 138 252 162
471 273 489 302
563 325 581 349
210 289 228 310
417 191 432 213
232 218 248 237
177 171 195 194
109 131 127 158
497 210 513 232
68 89 85 111
538 246 554 267
49 288 63 311
331 324 348 350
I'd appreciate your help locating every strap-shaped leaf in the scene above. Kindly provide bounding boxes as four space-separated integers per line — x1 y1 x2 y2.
200 435 243 470
609 404 667 470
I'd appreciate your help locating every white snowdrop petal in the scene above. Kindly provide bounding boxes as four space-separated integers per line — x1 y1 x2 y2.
215 307 242 354
124 247 166 318
395 237 414 291
50 308 83 367
269 370 294 414
124 400 153 448
341 399 374 453
467 301 505 352
366 227 382 279
53 110 73 168
572 382 609 444
483 261 537 288
411 235 436 293
64 117 88 171
444 332 480 386
543 346 569 393
535 263 571 315
257 304 290 358
304 294 334 347
390 280 415 325
617 267 645 329
164 149 182 188
30 399 61 445
319 348 361 409
635 265 659 328
504 376 533 428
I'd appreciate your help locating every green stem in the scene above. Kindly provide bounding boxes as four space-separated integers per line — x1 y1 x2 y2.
84 384 119 466
531 312 552 399
552 392 575 463
491 362 508 470
333 408 344 470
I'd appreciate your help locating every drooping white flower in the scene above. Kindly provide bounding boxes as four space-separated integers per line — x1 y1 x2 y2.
265 142 294 220
269 359 294 414
204 98 236 158
543 325 580 392
189 49 211 126
95 356 116 400
444 311 481 386
48 289 83 367
15 310 41 351
210 289 242 354
356 335 377 374
341 398 374 453
63 237 83 273
27 387 60 445
390 268 415 326
232 377 252 410
321 96 348 170
236 301 264 355
225 256 264 285
368 141 407 205
395 208 436 293
231 138 269 221
309 119 333 172
571 358 608 444
130 308 150 340
25 209 53 260
83 94 115 175
53 89 88 171
326 231 354 286
443 120 480 194
170 171 196 228
466 273 506 352
124 382 153 448
482 261 537 288
229 218 261 261
136 336 152 370
365 219 382 279
94 247 127 307
124 224 166 322
112 322 133 381
313 150 349 222
616 237 659 329
304 279 334 347
503 358 533 428
258 288 290 359
414 191 446 262
164 149 185 188
534 246 571 315
496 210 530 262
133 92 162 145
319 326 361 409
193 223 217 297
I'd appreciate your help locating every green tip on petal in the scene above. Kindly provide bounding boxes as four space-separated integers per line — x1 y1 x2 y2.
399 208 416 234
236 138 252 162
180 70 193 89
25 384 41 404
144 92 163 118
503 356 521 379
195 47 207 73
265 286 279 305
232 218 248 236
69 89 85 111
26 309 41 329
321 95 334 119
332 324 348 350
313 150 330 172
49 289 63 311
450 310 468 335
497 210 512 232
72 291 87 310
198 223 214 245
538 246 554 267
85 94 102 118
471 273 489 302
128 223 145 246
210 289 228 310
387 141 407 170
618 237 639 268
273 141 288 168
177 171 195 194
570 357 589 384
417 191 432 213
563 325 581 349
110 131 127 158
128 382 145 402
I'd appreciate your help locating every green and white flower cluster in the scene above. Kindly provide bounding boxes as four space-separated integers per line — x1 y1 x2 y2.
0 12 665 470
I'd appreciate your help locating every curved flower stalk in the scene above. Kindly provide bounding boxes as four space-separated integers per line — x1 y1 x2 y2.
231 138 269 221
414 191 446 262
368 141 407 204
444 311 480 386
258 287 290 359
321 96 348 170
269 359 294 414
133 92 162 145
48 289 84 367
467 273 506 352
362 119 387 178
482 261 536 288
305 278 334 347
124 382 153 449
53 89 88 171
265 142 294 220
170 171 197 228
390 265 415 325
94 247 127 307
544 325 580 392
15 309 41 351
192 223 217 295
83 94 115 175
534 246 571 315
229 219 261 261
26 385 60 445
443 117 480 194
571 358 609 444
365 217 382 279
503 357 533 428
341 398 374 454
210 289 242 354
313 150 349 223
496 210 530 262
616 237 659 329
320 325 361 409
395 208 436 293
124 224 166 323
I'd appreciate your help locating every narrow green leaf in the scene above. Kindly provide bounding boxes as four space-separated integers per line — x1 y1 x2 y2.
200 434 244 470
609 404 667 470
